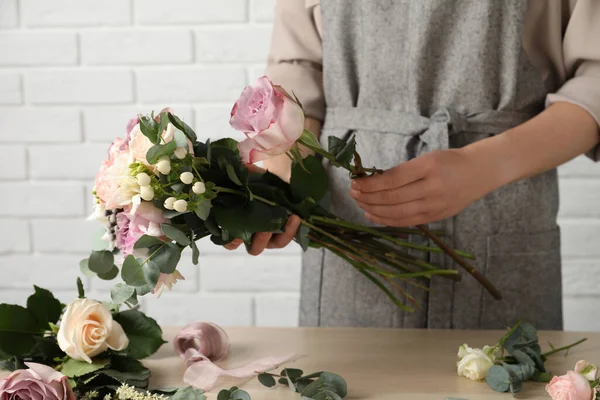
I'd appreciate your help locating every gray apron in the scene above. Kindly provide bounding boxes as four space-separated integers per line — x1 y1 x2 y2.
300 0 563 330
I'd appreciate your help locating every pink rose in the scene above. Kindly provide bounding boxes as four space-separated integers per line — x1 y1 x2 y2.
546 371 594 400
116 202 167 256
94 138 132 209
230 76 305 163
0 362 75 400
126 115 140 139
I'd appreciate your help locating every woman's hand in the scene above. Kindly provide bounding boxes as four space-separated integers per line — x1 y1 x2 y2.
350 149 491 227
223 215 302 255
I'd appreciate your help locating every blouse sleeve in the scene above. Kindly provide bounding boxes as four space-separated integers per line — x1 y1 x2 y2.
265 0 325 121
545 0 600 161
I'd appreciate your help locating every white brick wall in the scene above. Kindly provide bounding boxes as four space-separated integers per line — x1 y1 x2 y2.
0 0 598 331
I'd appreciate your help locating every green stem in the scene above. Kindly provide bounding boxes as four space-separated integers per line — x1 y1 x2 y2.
311 215 474 258
139 243 166 267
498 320 523 348
543 338 587 358
191 164 204 183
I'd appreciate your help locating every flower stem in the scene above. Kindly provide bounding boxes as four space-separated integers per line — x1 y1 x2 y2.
543 338 587 358
498 320 523 348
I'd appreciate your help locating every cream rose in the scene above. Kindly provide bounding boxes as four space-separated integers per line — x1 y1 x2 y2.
57 299 129 363
457 344 498 381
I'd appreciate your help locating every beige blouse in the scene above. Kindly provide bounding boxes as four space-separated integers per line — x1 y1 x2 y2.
266 0 600 137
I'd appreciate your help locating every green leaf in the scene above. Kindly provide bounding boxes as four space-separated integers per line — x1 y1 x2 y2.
313 390 343 400
79 258 94 277
88 250 115 274
111 283 136 305
258 373 276 387
161 224 191 246
174 130 188 148
26 286 62 329
282 368 304 380
318 372 347 397
194 199 212 221
0 304 41 359
61 358 109 378
121 256 146 286
172 386 207 400
98 357 151 389
77 277 85 298
190 240 200 265
485 365 511 393
98 265 119 280
531 371 553 382
140 114 160 144
113 310 166 359
148 242 181 274
226 163 243 186
134 261 161 296
168 113 197 143
134 235 165 249
217 390 231 400
146 141 177 165
503 363 535 382
328 134 356 165
212 138 239 152
230 389 251 400
290 155 328 201
213 201 287 242
295 225 310 252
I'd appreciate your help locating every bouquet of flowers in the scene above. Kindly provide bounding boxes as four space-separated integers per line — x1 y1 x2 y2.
84 76 501 311
0 280 205 400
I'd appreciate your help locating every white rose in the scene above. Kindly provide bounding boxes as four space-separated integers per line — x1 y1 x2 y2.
57 299 129 363
457 344 497 381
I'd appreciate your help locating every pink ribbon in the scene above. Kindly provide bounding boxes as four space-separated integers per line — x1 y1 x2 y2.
174 322 297 391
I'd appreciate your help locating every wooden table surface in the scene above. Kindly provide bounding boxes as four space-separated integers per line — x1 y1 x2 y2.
142 327 600 400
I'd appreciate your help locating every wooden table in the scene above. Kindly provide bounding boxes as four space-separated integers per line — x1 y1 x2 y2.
143 327 600 400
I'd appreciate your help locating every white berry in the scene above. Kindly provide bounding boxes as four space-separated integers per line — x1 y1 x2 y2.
136 172 151 186
180 172 194 185
156 159 171 175
164 197 177 210
173 199 188 213
140 186 154 201
174 147 187 159
192 182 206 195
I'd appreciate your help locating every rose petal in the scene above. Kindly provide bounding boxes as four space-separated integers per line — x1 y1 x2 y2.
105 320 129 351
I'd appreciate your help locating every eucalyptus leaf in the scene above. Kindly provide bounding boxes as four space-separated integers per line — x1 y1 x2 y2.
88 250 115 274
217 390 230 400
134 235 166 249
503 363 535 382
113 310 166 359
230 389 251 400
26 286 62 329
111 284 136 305
79 258 94 277
511 349 535 368
485 365 511 393
161 224 191 246
174 130 189 149
133 261 161 296
98 265 119 280
313 390 343 400
121 255 146 287
61 358 109 378
139 114 160 144
148 242 181 274
318 372 347 397
258 373 276 387
146 141 177 165
171 386 207 400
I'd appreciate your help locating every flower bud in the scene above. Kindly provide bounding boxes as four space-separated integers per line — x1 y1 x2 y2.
193 182 206 195
164 197 177 210
136 172 151 186
180 172 194 185
140 186 154 201
156 159 171 175
174 147 187 159
173 199 188 213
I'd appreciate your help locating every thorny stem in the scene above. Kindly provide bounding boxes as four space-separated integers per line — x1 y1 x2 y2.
543 338 587 358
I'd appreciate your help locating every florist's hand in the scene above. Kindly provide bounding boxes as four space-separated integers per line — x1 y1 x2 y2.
224 215 302 256
350 149 489 227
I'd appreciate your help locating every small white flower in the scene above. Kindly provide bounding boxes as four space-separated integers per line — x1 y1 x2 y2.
180 172 194 185
156 156 171 175
192 182 206 195
173 147 187 159
457 344 497 381
575 360 599 381
136 172 151 186
140 186 154 201
164 197 177 210
173 199 188 213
